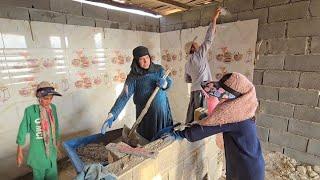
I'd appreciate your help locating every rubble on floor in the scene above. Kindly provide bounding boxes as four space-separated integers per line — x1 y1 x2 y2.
265 152 320 180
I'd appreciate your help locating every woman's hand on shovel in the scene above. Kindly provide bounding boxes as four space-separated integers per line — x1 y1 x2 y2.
101 113 115 134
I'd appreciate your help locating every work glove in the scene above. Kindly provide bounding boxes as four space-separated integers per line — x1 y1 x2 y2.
156 78 168 89
101 113 115 134
162 130 184 142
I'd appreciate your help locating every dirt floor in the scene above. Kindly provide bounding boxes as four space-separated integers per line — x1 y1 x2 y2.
16 151 320 180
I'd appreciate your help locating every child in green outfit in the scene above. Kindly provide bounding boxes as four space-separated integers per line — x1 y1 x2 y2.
16 81 62 180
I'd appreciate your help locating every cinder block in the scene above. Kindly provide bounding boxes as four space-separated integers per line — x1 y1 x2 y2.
279 88 319 106
269 1 309 22
259 99 295 117
145 16 159 27
218 13 238 24
0 6 29 21
311 36 320 54
258 22 286 40
268 38 307 55
253 70 264 85
238 8 268 24
310 0 320 17
284 55 320 72
32 0 50 10
50 0 82 16
256 113 289 131
307 139 320 156
82 4 108 19
254 0 290 8
299 72 320 90
95 19 113 28
224 0 253 13
107 9 130 23
181 9 200 23
255 55 285 70
29 9 66 24
182 21 200 29
161 13 182 26
257 126 269 142
288 118 320 140
200 4 217 24
294 105 320 123
129 14 145 26
255 85 279 100
269 130 308 151
263 70 300 88
260 141 283 153
288 19 320 37
66 14 95 27
0 0 32 8
284 147 320 165
258 40 269 55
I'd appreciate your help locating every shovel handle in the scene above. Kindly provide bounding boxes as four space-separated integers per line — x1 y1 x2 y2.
128 69 171 138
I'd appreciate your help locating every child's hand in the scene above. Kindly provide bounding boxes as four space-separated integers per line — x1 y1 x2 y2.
16 146 23 167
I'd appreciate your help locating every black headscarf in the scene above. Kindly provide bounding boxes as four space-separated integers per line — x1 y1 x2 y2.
128 46 161 78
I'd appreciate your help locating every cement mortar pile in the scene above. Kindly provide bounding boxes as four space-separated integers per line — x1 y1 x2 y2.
76 143 109 164
265 152 320 180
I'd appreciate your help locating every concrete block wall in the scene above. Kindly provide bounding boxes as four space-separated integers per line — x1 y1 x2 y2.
0 0 160 32
108 136 223 180
159 0 320 165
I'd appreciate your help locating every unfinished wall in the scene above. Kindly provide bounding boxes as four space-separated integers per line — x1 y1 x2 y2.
160 1 320 165
0 17 160 178
0 0 159 32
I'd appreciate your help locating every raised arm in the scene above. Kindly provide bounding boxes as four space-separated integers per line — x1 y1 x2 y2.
196 7 221 59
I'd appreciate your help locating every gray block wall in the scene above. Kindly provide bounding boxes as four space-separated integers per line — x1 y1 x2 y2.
0 0 160 32
159 1 320 165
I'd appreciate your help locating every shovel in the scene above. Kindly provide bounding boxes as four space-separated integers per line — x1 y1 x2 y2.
121 69 171 147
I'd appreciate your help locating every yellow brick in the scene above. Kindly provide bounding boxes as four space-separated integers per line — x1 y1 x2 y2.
168 161 184 180
117 169 133 180
132 158 157 180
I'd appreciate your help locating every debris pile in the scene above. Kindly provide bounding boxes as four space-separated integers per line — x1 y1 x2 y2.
265 152 320 180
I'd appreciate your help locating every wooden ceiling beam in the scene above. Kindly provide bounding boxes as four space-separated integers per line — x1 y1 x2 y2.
154 0 192 10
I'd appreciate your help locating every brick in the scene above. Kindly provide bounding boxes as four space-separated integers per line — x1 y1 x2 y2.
279 88 319 106
307 139 320 156
268 38 307 55
224 0 253 13
255 85 279 100
50 0 82 16
258 22 286 40
181 9 200 23
256 113 289 131
269 130 308 151
288 18 320 37
82 4 108 19
269 1 309 22
108 9 130 23
284 55 320 72
253 70 264 85
259 100 295 117
254 0 290 8
311 36 320 54
0 0 32 8
260 141 283 153
238 8 268 24
299 72 320 90
288 119 320 139
284 148 320 165
310 0 320 17
263 70 300 88
29 9 66 24
0 6 29 21
66 15 95 27
255 55 285 70
294 105 320 123
257 126 269 141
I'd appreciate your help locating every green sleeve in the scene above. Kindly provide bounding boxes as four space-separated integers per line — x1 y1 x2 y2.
52 104 60 140
16 108 30 145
